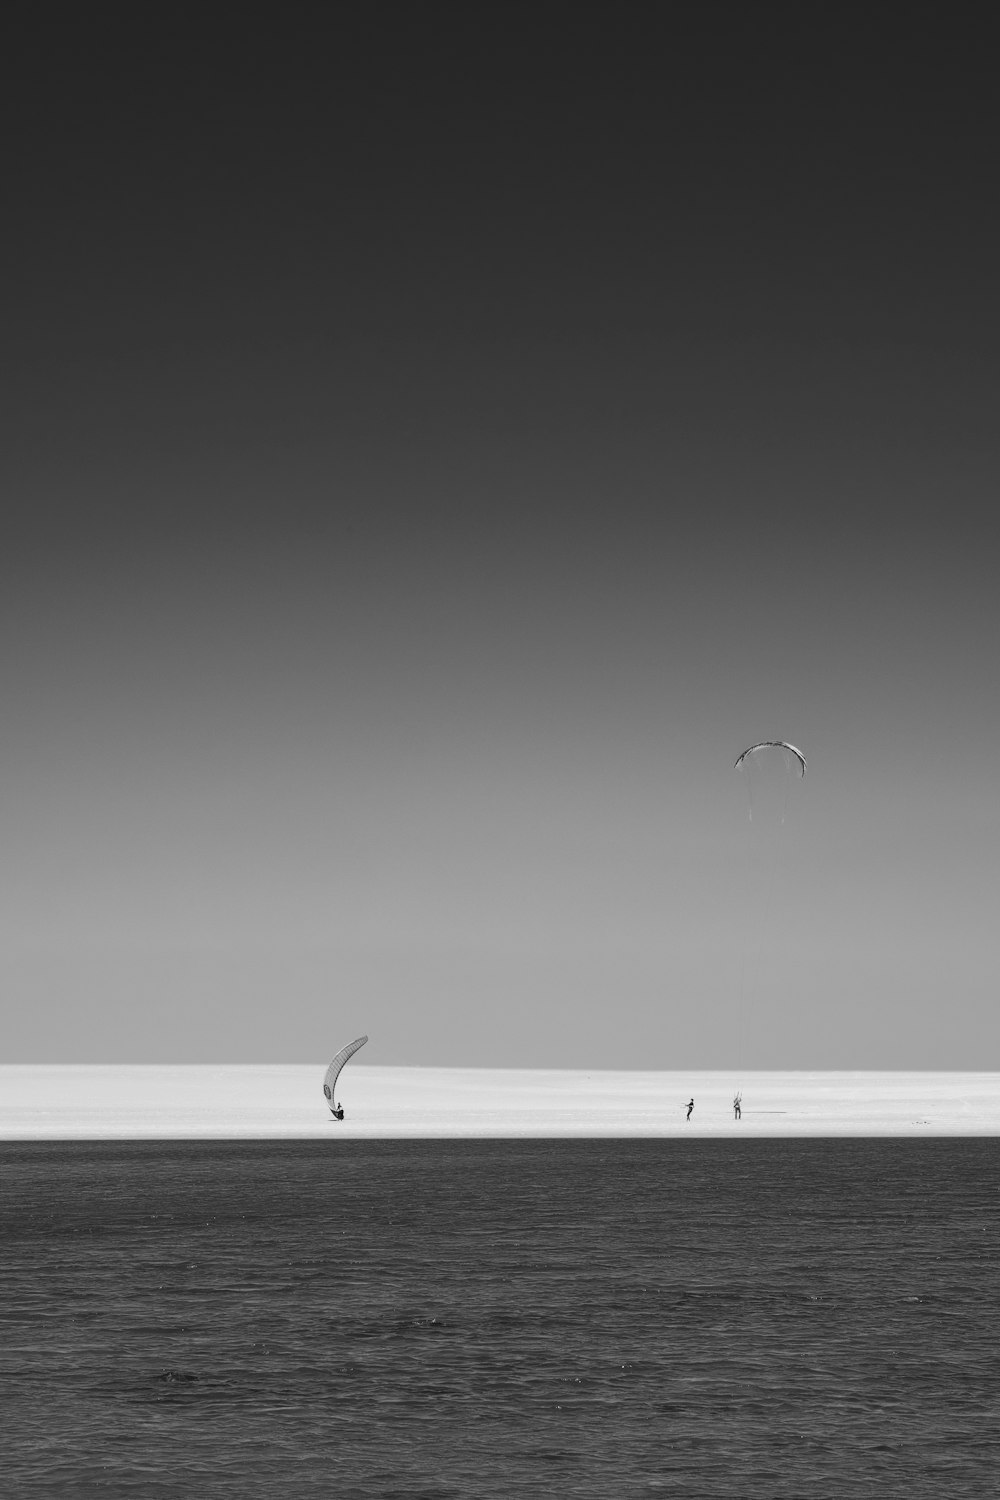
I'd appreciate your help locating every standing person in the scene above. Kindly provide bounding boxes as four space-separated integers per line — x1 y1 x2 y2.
733 1093 742 1120
686 1098 694 1121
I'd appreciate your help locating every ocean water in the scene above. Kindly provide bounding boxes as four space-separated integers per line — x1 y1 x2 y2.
2 1139 997 1498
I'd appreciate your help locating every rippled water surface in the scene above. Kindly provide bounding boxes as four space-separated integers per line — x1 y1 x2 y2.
3 1138 998 1497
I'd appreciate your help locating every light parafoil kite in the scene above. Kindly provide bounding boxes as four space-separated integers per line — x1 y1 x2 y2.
730 738 807 1082
323 1035 368 1113
734 741 807 777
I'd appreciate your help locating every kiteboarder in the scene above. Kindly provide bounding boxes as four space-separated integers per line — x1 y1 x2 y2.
733 1093 742 1120
686 1098 694 1121
333 1102 345 1120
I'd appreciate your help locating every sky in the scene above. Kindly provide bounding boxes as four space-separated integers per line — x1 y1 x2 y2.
3 8 998 1068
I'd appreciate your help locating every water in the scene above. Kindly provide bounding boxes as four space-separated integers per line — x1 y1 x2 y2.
3 1138 998 1497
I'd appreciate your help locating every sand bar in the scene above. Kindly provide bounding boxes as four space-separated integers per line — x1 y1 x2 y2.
1 1066 998 1138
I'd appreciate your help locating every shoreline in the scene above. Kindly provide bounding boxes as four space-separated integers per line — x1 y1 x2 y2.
2 1066 998 1139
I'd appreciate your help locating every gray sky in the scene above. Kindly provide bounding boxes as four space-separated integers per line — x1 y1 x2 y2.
3 10 997 1066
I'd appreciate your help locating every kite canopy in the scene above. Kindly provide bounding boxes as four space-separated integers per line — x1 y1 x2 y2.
734 741 807 777
323 1035 368 1107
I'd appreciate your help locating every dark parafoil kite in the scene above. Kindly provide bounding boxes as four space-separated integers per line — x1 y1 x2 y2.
734 741 807 777
323 1035 368 1113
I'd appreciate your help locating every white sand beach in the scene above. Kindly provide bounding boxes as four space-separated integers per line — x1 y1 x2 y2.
1 1066 998 1138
